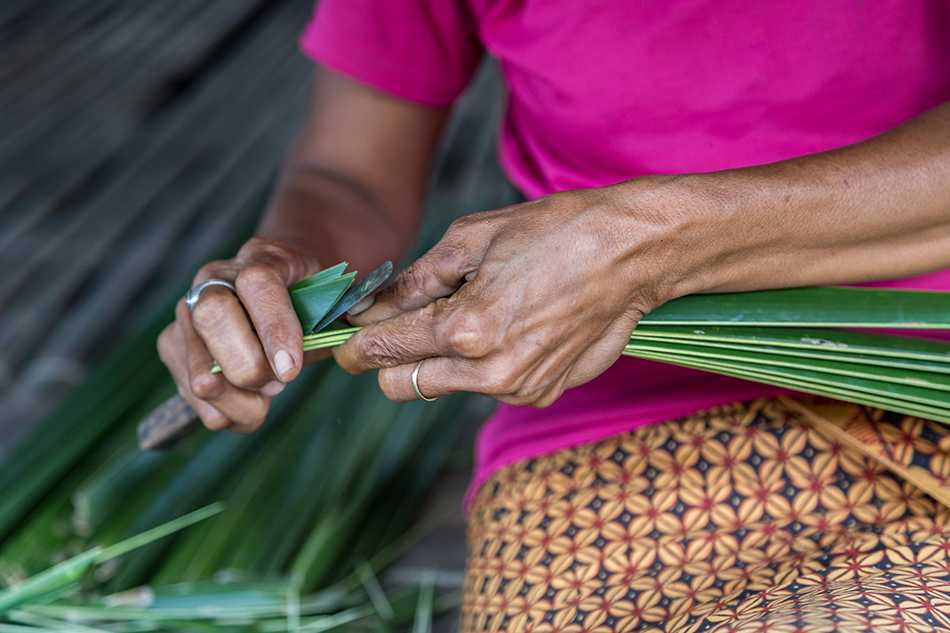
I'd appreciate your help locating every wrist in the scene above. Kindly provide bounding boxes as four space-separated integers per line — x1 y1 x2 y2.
608 174 743 309
257 170 411 276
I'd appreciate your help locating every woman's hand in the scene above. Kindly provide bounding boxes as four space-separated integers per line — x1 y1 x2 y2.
155 69 448 432
334 181 699 407
334 100 950 408
157 237 326 432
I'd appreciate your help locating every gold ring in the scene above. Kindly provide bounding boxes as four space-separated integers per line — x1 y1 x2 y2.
411 359 437 402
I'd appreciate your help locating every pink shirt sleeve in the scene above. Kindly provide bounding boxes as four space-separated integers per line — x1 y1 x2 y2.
299 0 483 108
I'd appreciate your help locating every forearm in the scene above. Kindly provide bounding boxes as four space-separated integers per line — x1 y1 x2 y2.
251 68 446 278
645 100 950 298
158 69 447 430
256 164 417 276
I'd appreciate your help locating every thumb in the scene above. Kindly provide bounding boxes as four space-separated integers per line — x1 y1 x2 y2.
348 222 489 325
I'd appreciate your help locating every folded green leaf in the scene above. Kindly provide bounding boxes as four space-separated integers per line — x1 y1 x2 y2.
0 549 102 614
291 273 355 335
289 263 349 292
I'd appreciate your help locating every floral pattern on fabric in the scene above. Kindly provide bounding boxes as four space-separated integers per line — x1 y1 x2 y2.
462 398 950 633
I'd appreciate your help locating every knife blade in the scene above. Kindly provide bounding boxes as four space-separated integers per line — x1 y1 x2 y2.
311 261 392 333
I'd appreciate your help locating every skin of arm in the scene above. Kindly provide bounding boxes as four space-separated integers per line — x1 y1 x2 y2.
156 68 448 431
332 100 950 407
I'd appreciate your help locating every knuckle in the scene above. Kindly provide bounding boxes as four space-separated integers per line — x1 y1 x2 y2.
202 414 231 432
235 262 282 294
361 337 405 369
444 216 473 239
227 357 271 389
446 213 484 236
190 292 232 329
400 263 429 290
190 373 225 401
194 259 230 284
377 371 411 402
481 363 524 395
389 264 437 305
237 238 305 280
237 236 269 254
444 313 498 359
239 236 288 258
440 215 487 255
237 237 281 262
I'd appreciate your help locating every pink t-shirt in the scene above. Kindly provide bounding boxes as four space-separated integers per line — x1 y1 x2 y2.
300 0 950 503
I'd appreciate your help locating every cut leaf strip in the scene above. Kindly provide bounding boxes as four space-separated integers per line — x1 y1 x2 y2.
628 348 950 422
630 349 950 423
642 287 950 329
633 325 950 363
625 339 950 391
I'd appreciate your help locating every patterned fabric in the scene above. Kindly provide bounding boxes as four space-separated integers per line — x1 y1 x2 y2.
462 398 950 633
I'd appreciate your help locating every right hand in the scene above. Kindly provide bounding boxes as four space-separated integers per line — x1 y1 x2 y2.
157 237 325 432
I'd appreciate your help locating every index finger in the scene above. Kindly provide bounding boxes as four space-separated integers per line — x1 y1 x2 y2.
347 218 490 326
333 299 450 374
235 263 304 383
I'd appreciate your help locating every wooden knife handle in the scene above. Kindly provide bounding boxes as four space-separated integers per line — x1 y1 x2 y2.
137 394 203 450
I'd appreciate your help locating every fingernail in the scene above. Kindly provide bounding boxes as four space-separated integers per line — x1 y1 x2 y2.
464 271 476 282
347 294 375 316
261 381 285 396
274 350 295 379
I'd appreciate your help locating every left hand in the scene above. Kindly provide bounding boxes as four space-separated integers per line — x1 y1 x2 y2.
333 180 698 406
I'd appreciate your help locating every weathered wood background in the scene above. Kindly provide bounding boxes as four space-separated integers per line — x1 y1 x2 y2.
1 1 511 621
0 0 509 449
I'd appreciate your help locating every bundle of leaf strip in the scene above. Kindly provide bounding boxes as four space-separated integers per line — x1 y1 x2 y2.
0 506 445 632
304 286 950 424
0 354 474 583
0 332 472 629
634 286 950 423
14 576 443 633
0 251 474 630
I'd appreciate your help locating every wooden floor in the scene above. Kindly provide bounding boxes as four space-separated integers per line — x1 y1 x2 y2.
1 0 513 627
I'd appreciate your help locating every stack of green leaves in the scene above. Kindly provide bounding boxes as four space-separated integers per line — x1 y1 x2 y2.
291 263 356 334
0 504 446 631
0 225 470 631
0 306 472 630
304 285 950 424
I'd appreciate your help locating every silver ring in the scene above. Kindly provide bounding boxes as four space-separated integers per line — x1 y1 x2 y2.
186 279 237 311
411 360 437 402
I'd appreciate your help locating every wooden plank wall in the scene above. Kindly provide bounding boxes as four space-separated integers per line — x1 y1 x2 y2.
0 0 511 457
0 0 314 447
1 4 514 624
